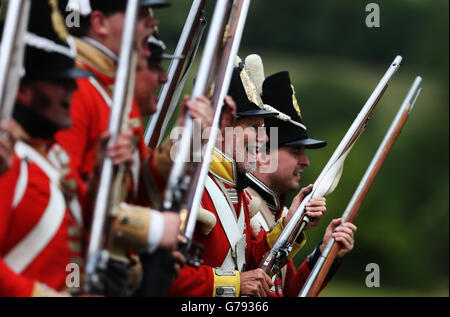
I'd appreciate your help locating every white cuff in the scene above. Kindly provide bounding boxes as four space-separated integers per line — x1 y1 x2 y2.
146 210 164 254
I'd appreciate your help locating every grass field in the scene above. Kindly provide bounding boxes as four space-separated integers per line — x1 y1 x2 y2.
318 282 449 297
149 51 449 299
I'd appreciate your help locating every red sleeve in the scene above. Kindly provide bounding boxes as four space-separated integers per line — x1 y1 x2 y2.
55 79 94 197
167 264 214 297
242 196 272 270
167 188 229 297
283 258 329 297
0 156 34 297
283 259 310 296
0 260 34 297
55 79 108 225
0 156 18 245
245 226 271 270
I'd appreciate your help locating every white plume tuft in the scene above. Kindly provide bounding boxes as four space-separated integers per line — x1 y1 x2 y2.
245 54 265 94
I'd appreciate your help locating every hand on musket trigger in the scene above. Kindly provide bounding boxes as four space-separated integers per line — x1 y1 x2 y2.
106 129 135 166
96 130 135 168
171 250 186 278
178 94 214 132
304 196 327 230
320 218 357 258
240 268 274 297
283 184 313 227
159 213 185 277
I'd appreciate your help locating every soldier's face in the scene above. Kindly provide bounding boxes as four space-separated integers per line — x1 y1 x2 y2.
136 9 158 69
268 146 310 194
102 9 156 69
135 60 168 116
224 116 268 173
25 79 77 130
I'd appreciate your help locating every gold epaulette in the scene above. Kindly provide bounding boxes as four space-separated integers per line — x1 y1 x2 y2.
73 37 116 78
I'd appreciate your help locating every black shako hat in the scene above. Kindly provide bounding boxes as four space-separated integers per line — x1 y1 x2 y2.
90 0 170 13
23 0 91 80
228 62 277 118
65 0 170 16
262 71 326 149
147 34 182 61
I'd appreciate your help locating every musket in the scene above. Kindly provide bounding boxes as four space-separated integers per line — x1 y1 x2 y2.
0 0 31 122
299 76 423 297
139 0 251 296
166 0 250 262
144 0 208 149
259 56 403 278
84 0 139 294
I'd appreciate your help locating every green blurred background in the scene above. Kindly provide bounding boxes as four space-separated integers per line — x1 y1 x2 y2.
155 0 449 297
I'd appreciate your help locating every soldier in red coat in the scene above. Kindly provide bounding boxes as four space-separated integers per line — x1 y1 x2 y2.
167 60 315 297
246 68 357 297
56 0 217 295
0 0 153 297
56 0 213 247
0 0 104 297
56 0 165 201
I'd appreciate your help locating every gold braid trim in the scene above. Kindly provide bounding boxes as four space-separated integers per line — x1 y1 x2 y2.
240 66 264 108
48 0 69 41
291 84 303 119
74 37 117 78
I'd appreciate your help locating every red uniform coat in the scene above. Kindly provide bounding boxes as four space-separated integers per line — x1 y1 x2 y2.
167 174 271 297
0 143 83 297
54 38 149 197
245 176 328 297
54 38 165 225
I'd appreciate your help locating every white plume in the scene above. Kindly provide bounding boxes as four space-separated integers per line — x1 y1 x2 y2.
245 54 265 95
67 0 92 17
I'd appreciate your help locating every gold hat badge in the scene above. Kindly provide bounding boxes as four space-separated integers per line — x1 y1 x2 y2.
291 84 302 120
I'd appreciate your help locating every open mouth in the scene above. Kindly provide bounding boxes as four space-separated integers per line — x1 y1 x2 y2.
293 170 304 177
141 36 151 58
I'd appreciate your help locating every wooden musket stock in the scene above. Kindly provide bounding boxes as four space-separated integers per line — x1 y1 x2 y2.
299 76 423 297
260 56 403 278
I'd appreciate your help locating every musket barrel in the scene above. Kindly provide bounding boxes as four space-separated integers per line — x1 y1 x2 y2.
84 0 140 293
260 56 403 277
144 0 207 147
163 0 231 212
0 0 31 120
272 56 402 253
192 1 230 99
140 1 249 295
299 76 423 297
340 76 422 224
184 0 251 240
